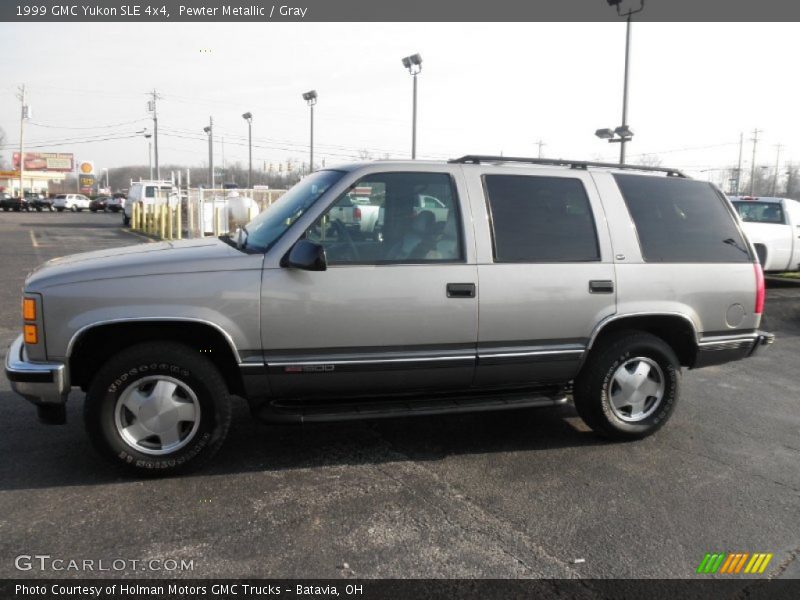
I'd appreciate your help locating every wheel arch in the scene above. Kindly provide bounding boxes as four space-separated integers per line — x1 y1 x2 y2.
68 319 245 395
585 313 698 368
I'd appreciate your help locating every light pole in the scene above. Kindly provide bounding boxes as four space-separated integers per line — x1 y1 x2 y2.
242 112 253 188
138 129 153 179
102 168 109 191
402 53 423 159
203 117 214 190
602 0 645 164
302 91 317 172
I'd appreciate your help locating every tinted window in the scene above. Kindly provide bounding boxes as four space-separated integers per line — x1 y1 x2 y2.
305 172 463 265
483 175 600 262
615 175 751 263
732 201 785 224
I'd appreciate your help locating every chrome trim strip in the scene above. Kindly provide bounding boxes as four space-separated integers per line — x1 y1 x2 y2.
66 317 243 364
479 349 584 359
269 355 474 368
697 334 759 347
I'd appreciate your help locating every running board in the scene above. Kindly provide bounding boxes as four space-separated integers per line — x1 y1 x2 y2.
259 392 568 424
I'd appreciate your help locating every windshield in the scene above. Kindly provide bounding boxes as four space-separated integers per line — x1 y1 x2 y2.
732 201 785 224
242 169 346 252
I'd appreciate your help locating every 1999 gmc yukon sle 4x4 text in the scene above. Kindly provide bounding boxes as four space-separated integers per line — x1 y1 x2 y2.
5 156 774 475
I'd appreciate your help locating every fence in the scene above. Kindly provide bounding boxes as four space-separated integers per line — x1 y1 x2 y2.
128 187 286 241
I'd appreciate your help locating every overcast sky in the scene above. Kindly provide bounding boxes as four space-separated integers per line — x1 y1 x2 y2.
0 22 797 184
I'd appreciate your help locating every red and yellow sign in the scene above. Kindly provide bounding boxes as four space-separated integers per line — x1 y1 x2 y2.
13 152 74 172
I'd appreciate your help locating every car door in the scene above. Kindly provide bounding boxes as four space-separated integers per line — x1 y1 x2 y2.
464 166 617 387
260 169 479 398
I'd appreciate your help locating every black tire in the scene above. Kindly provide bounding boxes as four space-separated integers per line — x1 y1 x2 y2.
573 331 680 440
90 208 97 213
56 208 64 212
84 342 232 475
70 205 78 212
2 207 8 212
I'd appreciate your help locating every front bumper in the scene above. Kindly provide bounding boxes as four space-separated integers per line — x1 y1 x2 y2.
4 334 69 408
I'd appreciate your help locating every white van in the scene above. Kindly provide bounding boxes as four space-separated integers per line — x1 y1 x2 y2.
122 180 178 225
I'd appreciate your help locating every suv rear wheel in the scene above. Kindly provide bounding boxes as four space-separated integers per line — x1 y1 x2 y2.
84 342 232 475
573 331 680 439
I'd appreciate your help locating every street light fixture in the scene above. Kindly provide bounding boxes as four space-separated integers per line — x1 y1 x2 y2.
402 53 423 159
302 91 317 172
242 112 253 188
594 128 615 140
598 0 645 164
203 117 214 189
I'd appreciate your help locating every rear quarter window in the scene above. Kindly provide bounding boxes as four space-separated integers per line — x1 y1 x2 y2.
614 174 751 263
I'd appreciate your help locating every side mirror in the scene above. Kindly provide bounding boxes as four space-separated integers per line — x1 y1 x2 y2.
281 240 327 271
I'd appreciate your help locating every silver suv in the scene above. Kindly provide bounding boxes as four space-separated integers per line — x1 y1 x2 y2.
5 156 774 474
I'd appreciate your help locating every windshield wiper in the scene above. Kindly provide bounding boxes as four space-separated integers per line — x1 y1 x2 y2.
723 238 750 256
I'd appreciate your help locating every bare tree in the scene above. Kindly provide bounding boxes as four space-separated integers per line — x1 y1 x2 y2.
636 153 663 167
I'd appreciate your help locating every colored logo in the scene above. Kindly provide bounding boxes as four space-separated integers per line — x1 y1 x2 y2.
696 552 773 574
79 161 94 174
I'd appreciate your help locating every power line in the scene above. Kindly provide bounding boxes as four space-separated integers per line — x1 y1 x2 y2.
28 118 147 130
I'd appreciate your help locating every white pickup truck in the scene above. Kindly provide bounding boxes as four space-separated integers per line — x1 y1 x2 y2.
730 196 800 272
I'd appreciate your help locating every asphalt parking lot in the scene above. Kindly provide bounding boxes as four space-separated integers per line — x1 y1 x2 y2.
0 210 797 581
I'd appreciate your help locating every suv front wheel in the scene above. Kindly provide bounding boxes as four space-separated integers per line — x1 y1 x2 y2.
84 342 232 475
573 331 680 439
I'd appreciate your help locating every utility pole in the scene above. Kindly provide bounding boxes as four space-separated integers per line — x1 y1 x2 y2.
749 128 762 196
735 132 743 195
148 89 161 180
203 117 214 190
771 144 782 196
536 139 546 159
17 84 27 198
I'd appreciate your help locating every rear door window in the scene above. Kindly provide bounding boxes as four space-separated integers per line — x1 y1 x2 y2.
615 175 752 263
483 175 600 262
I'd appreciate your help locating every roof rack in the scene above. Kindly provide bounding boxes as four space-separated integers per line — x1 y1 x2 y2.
448 155 687 178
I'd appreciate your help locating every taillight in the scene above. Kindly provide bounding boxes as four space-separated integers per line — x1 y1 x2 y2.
754 262 765 314
353 206 362 221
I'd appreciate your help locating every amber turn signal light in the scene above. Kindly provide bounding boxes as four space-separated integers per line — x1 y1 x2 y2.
24 324 38 345
23 298 36 321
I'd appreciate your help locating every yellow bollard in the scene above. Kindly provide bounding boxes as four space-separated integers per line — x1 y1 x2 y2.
159 205 166 239
176 205 182 240
131 202 138 229
166 204 173 240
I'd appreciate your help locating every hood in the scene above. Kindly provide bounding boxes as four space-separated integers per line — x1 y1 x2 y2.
26 238 261 290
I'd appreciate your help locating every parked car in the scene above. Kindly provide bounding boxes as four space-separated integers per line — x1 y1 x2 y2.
90 196 110 212
0 193 30 211
30 193 55 212
730 196 800 272
4 157 773 475
106 194 126 213
53 193 91 212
